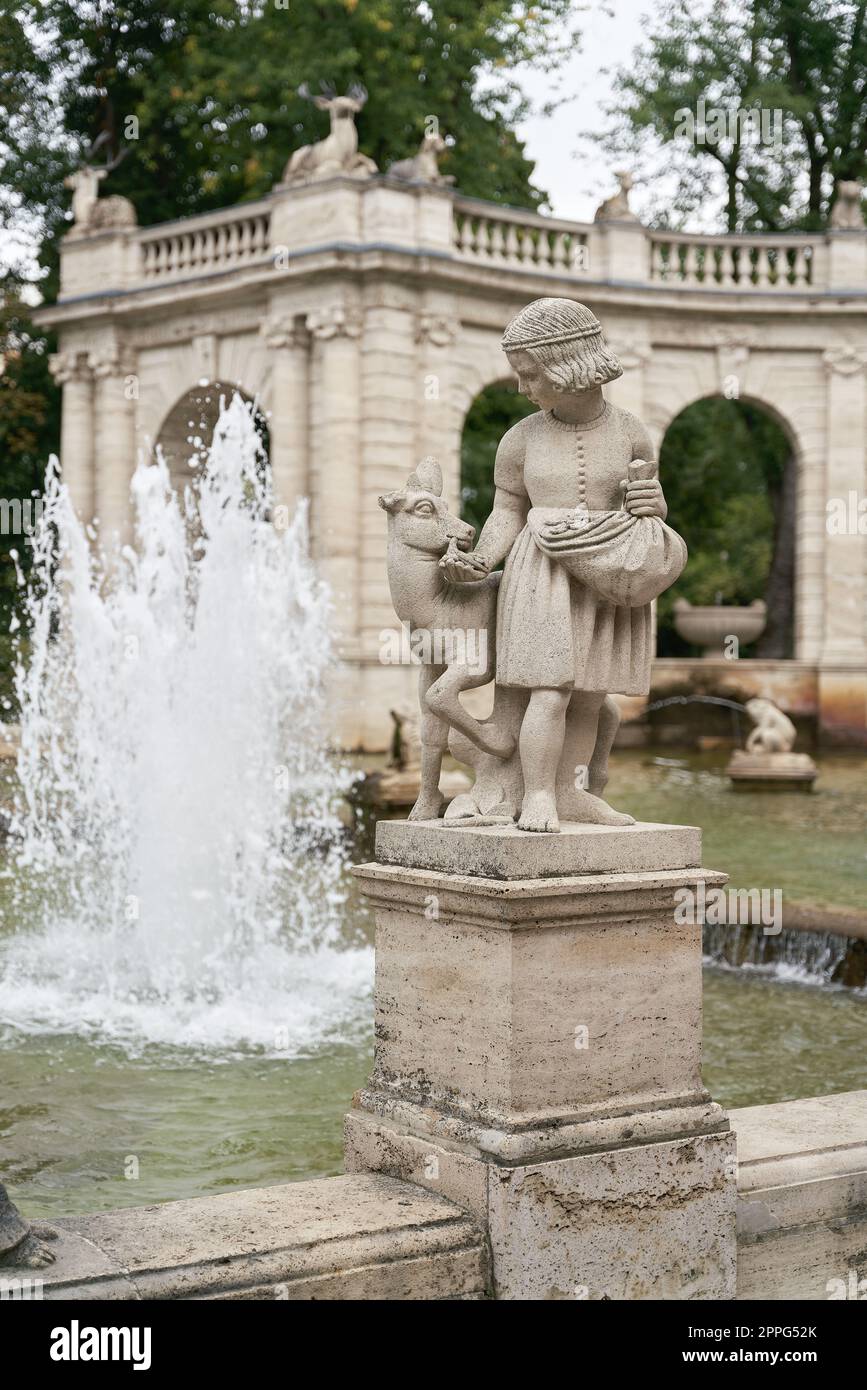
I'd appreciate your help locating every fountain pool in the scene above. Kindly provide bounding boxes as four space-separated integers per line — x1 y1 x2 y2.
0 399 864 1219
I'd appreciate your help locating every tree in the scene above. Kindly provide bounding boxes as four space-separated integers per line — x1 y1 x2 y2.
599 0 867 232
0 293 59 701
2 0 577 258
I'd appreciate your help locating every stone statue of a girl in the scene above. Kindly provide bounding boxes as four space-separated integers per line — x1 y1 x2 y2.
442 298 686 831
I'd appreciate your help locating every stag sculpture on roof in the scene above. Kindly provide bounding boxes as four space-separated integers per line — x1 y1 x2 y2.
64 132 137 235
282 83 378 184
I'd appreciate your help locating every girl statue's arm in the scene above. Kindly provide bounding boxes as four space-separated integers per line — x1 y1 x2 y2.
440 426 528 582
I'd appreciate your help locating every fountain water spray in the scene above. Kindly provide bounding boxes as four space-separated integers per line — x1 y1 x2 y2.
0 395 371 1053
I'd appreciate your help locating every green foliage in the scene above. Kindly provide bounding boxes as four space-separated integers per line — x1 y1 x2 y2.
600 0 867 231
657 396 791 652
460 383 535 534
2 0 577 252
0 293 59 704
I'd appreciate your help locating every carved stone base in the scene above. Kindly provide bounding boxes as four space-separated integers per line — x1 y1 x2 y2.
347 821 738 1299
345 1112 736 1300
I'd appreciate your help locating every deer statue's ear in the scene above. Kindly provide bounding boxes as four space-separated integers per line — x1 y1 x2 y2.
378 491 402 513
406 457 442 496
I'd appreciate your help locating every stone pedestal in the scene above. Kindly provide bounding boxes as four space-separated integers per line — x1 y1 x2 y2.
346 820 738 1300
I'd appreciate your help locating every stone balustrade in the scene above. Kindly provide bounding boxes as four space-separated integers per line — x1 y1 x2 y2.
138 200 272 282
55 177 864 299
452 195 591 274
649 228 820 290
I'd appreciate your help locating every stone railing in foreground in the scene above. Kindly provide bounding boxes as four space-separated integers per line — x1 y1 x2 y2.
23 1069 867 1298
55 174 867 301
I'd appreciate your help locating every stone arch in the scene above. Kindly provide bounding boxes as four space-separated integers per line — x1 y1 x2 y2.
153 380 270 495
655 390 801 659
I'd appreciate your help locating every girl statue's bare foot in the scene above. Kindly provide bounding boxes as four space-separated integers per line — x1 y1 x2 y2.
518 791 560 832
556 786 635 826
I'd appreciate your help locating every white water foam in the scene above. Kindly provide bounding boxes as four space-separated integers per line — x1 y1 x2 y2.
0 395 372 1055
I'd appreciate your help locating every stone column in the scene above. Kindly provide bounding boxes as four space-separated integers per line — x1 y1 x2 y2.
346 821 737 1300
415 310 461 500
261 315 310 524
819 347 867 743
49 351 95 521
89 345 138 548
307 303 363 663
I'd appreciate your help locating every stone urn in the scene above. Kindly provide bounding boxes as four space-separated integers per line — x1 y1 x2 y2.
673 598 767 658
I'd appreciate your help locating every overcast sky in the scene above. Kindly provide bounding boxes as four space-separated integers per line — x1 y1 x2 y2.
514 0 656 221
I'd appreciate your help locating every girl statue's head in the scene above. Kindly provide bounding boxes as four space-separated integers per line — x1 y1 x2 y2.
502 298 622 405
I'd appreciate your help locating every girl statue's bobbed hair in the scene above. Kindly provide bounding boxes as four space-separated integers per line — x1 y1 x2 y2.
502 297 623 392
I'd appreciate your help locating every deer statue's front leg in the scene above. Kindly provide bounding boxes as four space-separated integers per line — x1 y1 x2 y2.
408 664 448 821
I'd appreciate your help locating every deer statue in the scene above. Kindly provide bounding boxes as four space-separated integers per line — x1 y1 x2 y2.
594 170 638 222
282 83 378 183
830 180 865 229
388 132 455 185
379 458 621 823
64 134 136 235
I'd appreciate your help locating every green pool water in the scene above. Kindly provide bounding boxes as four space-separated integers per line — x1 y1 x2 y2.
2 748 865 1219
604 747 867 914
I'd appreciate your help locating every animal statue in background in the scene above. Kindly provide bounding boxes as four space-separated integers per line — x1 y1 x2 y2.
64 134 136 235
388 132 455 185
283 84 378 183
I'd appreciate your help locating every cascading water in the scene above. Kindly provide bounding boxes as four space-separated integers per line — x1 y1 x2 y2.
0 395 372 1054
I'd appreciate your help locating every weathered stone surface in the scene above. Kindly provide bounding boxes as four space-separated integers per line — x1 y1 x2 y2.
488 1132 736 1300
23 1175 488 1301
733 1089 867 1300
345 1115 737 1300
375 817 701 879
353 837 723 1141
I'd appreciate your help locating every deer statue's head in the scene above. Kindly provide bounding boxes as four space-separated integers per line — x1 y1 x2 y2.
63 134 129 224
379 457 475 558
298 82 368 121
422 132 448 155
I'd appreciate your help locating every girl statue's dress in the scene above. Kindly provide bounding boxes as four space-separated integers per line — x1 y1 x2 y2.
494 402 661 696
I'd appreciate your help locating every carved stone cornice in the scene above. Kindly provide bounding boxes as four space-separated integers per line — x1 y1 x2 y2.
416 313 459 347
48 350 91 385
822 345 867 377
260 316 310 350
306 306 362 341
88 345 137 379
